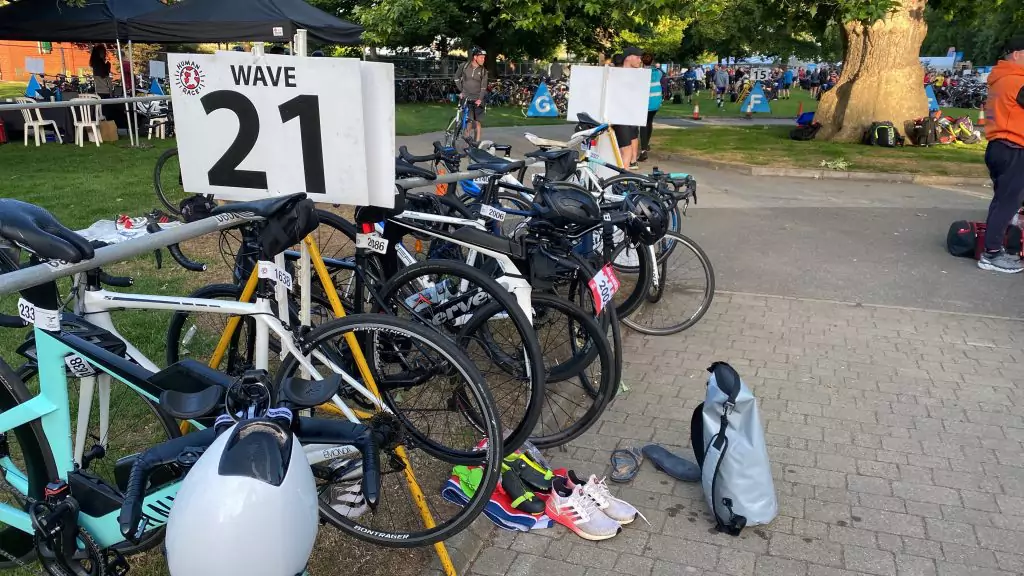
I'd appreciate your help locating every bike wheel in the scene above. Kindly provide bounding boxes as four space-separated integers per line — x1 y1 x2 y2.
274 314 502 548
372 259 544 455
153 148 188 216
0 357 58 568
622 231 715 336
528 293 616 449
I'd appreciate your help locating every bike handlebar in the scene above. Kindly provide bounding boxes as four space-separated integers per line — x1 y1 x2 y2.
167 243 206 272
118 412 381 543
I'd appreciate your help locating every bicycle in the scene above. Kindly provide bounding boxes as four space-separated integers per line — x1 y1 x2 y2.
0 197 504 558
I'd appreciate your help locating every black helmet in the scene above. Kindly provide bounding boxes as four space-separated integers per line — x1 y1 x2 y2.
534 184 601 230
623 193 668 245
470 47 487 56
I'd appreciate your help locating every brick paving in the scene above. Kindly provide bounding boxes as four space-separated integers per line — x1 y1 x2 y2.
467 292 1024 576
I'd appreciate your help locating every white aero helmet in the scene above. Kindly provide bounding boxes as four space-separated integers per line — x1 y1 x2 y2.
166 420 319 576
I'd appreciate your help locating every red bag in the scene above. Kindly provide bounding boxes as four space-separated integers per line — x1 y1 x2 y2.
973 222 1024 260
0 118 7 145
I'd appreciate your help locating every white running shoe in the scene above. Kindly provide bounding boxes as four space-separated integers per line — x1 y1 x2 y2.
545 477 621 540
567 471 644 525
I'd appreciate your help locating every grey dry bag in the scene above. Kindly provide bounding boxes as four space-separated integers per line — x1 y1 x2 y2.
690 362 778 535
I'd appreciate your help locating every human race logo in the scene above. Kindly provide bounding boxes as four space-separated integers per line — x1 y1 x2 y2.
174 59 205 96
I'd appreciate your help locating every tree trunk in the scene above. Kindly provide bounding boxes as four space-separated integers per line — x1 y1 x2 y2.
816 0 929 141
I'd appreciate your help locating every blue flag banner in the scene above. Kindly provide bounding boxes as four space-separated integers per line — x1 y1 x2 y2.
925 84 939 112
24 75 40 98
150 78 164 96
740 82 772 114
527 82 559 117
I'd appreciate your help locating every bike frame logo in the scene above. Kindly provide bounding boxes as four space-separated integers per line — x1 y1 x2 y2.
174 60 206 96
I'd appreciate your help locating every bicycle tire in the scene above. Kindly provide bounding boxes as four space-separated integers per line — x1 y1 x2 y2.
0 357 57 568
154 148 186 216
165 283 257 372
274 314 502 548
527 293 616 449
372 259 544 455
621 231 715 336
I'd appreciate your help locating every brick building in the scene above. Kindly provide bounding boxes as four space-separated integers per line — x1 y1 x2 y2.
0 41 94 82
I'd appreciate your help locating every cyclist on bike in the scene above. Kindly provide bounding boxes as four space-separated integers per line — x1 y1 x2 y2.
455 47 488 142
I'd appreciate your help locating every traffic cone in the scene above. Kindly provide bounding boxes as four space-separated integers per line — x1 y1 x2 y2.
692 103 702 120
796 101 804 119
977 108 985 126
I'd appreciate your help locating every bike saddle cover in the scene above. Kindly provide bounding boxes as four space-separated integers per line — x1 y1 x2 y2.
0 199 93 263
209 193 307 219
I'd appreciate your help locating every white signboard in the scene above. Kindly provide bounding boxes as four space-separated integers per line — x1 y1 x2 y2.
24 58 44 75
566 65 649 127
749 67 772 82
169 52 394 207
149 60 166 79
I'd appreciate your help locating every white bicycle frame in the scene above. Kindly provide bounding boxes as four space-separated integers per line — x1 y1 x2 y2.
368 210 535 324
61 252 384 471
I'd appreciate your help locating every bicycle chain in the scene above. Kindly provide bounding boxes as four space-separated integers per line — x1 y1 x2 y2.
0 467 46 576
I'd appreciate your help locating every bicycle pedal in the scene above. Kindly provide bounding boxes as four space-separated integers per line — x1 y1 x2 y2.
104 548 130 575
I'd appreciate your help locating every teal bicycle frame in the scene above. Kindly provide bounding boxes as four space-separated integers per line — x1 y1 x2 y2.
0 325 183 548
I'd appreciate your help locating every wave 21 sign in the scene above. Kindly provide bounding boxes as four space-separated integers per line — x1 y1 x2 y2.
169 52 396 207
528 83 559 117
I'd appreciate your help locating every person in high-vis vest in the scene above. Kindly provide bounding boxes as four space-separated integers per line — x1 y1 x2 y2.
979 36 1024 274
639 53 664 163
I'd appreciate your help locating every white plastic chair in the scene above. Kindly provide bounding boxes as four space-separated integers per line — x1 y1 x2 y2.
136 99 169 140
16 97 63 146
69 95 103 147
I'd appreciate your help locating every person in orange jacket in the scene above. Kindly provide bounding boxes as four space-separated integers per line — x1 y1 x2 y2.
978 36 1024 273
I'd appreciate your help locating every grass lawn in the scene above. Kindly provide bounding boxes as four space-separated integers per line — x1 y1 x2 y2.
658 87 981 122
0 82 26 99
653 125 988 178
396 102 564 135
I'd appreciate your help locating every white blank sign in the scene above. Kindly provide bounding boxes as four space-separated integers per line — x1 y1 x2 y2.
24 58 44 75
566 65 649 127
149 60 166 79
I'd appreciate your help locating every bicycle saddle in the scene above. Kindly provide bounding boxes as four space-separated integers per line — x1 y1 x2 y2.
396 157 436 180
524 149 576 162
0 199 93 263
466 148 526 173
574 112 602 130
524 132 568 149
209 193 307 219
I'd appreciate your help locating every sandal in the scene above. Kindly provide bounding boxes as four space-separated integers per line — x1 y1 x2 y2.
609 447 643 483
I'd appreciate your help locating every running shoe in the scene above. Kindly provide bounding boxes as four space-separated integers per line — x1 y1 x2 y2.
328 482 368 519
566 471 642 525
545 476 621 540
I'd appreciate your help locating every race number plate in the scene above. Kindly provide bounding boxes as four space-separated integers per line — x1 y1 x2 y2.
479 205 506 222
257 260 294 291
17 298 60 332
64 354 96 377
587 264 620 316
356 233 389 255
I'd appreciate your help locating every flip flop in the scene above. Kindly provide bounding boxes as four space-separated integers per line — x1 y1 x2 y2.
642 444 701 483
609 447 643 483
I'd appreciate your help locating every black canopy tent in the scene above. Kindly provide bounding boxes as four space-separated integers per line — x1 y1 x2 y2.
125 0 363 44
0 0 166 42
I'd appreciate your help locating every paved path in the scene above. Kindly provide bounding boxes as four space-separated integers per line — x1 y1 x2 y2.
441 140 1024 576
